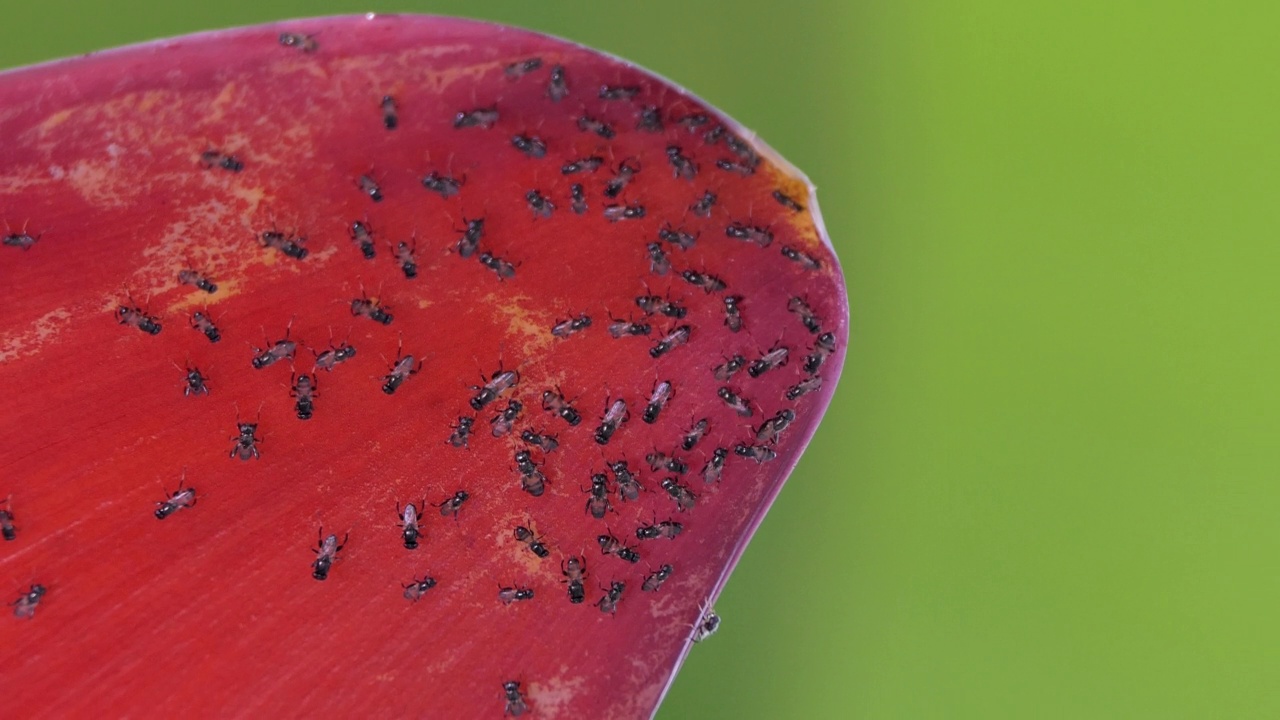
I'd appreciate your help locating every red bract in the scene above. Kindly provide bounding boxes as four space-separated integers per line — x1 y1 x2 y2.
0 14 847 718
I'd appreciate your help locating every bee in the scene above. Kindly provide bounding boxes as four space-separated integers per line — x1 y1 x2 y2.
381 342 422 395
725 222 773 247
661 477 697 512
116 299 162 335
551 313 591 338
658 225 698 251
642 564 674 593
676 112 710 131
380 94 398 129
804 332 837 374
250 323 296 370
199 149 243 172
604 160 639 199
594 398 630 445
604 202 646 223
713 354 746 382
546 64 568 101
472 367 519 411
453 106 499 129
681 269 727 293
576 114 615 139
643 381 673 424
703 125 726 145
782 244 822 271
349 220 376 259
748 345 790 378
278 32 317 52
597 532 641 563
422 171 464 199
723 295 744 332
403 576 437 602
646 450 687 475
503 680 530 717
583 473 613 519
448 416 475 448
178 362 209 397
725 133 761 167
541 388 581 426
636 516 683 541
393 238 419 279
526 189 555 218
312 333 357 372
513 449 540 478
702 447 728 484
0 500 15 541
504 57 543 78
717 387 753 417
599 84 641 100
637 104 664 132
357 174 383 202
10 584 46 619
311 529 348 581
520 429 559 453
498 585 535 604
260 229 308 260
682 418 709 451
154 480 197 520
755 409 796 444
635 294 687 319
514 526 550 558
562 556 587 604
717 158 756 175
351 291 393 325
649 325 692 359
516 464 546 498
610 460 642 502
735 443 778 464
562 155 604 174
785 376 823 401
571 183 588 214
666 145 698 180
178 268 217 294
478 251 517 281
787 296 822 334
492 399 524 438
647 242 671 276
434 490 470 519
511 134 547 159
229 415 262 461
690 190 718 218
397 501 424 550
2 228 39 250
596 580 626 614
608 315 651 338
455 217 484 258
693 604 721 642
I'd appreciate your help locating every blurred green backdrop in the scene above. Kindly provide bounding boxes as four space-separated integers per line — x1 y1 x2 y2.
5 2 1277 718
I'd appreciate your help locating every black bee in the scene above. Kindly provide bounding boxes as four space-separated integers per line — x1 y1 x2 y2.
492 399 524 438
541 388 581 426
604 160 639 199
434 490 470 519
312 335 357 372
178 268 217 294
786 297 822 335
735 443 778 464
260 229 308 260
478 251 517 281
562 156 604 175
666 145 697 180
448 416 475 448
380 94 398 129
311 529 348 581
453 106 499 129
514 449 546 497
584 473 612 519
703 125 726 145
2 229 39 250
599 84 641 100
676 113 710 132
456 217 484 258
690 190 718 218
748 345 790 378
723 295 744 332
357 174 383 202
394 238 419 279
635 294 687 319
713 354 746 382
229 416 261 461
681 269 727 293
199 149 243 172
647 242 671 276
422 171 464 199
782 244 822 271
642 564 674 593
637 516 683 541
649 325 692 359
154 481 197 520
178 363 209 397
397 501 424 550
643 381 673 424
349 220 376 259
551 313 591 338
603 202 645 223
382 343 421 395
0 501 15 541
716 158 756 175
594 398 630 445
610 460 641 502
658 225 698 251
576 114 615 139
773 189 805 212
511 134 547 158
503 680 530 717
725 133 761 167
637 105 663 132
785 376 823 401
693 605 721 642
290 373 317 420
520 429 559 453
472 367 519 411
682 418 709 451
546 64 568 101
804 332 837 374
703 447 728 484
351 292 393 325
562 556 587 604
596 580 626 614
725 222 773 247
661 477 697 512
571 183 588 214
116 301 162 335
403 576 437 602
608 315 651 338
526 189 555 218
278 32 317 52
498 585 535 604
756 409 797 444
504 57 543 78
597 532 641 563
717 387 753 417
10 584 45 619
250 323 296 370
514 526 550 558
646 450 687 475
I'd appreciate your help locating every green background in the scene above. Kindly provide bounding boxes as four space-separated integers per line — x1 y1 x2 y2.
4 2 1275 717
